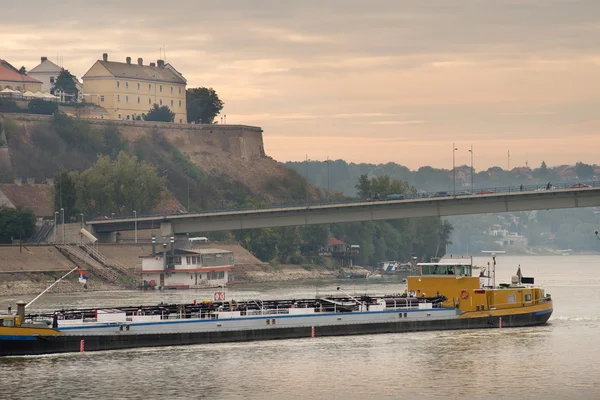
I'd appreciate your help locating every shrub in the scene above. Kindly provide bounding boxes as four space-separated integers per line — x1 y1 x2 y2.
28 99 59 115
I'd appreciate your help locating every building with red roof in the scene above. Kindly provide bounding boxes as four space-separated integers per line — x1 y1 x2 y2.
0 59 42 92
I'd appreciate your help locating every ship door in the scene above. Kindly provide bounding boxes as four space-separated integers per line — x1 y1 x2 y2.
160 273 165 286
195 273 198 285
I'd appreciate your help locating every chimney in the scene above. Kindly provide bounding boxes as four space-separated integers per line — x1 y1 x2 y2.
157 59 165 68
102 53 108 62
41 56 47 62
16 300 26 326
170 236 175 256
137 58 143 66
151 235 156 256
126 57 131 65
149 62 156 67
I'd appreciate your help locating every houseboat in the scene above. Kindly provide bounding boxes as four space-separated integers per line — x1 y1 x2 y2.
0 254 552 356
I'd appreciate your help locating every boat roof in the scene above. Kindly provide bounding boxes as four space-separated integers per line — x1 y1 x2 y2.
418 260 472 266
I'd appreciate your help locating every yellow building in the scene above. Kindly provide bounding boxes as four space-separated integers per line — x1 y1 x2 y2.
0 59 43 92
82 54 187 123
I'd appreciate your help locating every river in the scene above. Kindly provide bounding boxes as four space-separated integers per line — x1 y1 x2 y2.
1 255 599 400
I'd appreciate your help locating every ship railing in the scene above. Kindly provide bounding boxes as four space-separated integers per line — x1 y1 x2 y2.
487 296 551 311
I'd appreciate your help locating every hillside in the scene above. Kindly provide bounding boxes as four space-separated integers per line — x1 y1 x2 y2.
0 112 318 210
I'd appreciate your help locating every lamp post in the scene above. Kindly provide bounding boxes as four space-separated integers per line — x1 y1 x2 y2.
305 154 309 205
468 145 474 193
133 210 137 244
60 208 65 244
453 143 458 195
54 211 58 243
80 213 84 229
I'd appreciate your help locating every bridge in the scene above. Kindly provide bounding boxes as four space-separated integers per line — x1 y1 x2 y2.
86 187 600 239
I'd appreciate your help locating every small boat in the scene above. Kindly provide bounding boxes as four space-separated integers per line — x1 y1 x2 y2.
0 254 552 356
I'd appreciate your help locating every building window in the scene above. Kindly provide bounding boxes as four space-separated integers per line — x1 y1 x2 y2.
137 83 140 90
149 98 152 105
171 86 173 93
149 84 152 91
179 100 182 107
208 271 225 280
159 99 163 106
126 95 129 103
117 81 120 88
170 100 174 107
126 115 130 120
50 77 55 84
160 85 163 92
179 87 182 94
117 94 120 102
100 95 105 102
172 256 182 265
179 119 183 123
126 82 129 89
118 113 122 119
525 293 532 302
137 96 140 104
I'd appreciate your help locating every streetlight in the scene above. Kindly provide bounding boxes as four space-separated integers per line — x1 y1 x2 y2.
133 210 138 244
53 211 58 243
60 208 65 244
326 156 330 202
468 145 474 193
80 213 84 229
452 143 458 196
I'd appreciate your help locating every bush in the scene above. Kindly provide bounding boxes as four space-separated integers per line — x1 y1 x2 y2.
0 206 36 243
28 99 59 115
0 99 22 113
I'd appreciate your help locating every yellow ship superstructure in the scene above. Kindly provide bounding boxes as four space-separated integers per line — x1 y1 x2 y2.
0 301 62 340
408 255 553 321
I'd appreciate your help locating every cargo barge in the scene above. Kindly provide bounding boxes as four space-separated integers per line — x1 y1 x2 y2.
0 255 552 356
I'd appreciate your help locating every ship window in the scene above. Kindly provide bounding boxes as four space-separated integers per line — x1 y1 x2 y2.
525 293 532 302
0 318 3 326
508 294 516 304
404 313 408 318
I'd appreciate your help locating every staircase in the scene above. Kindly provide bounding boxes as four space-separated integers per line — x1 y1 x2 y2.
56 242 139 289
28 221 55 244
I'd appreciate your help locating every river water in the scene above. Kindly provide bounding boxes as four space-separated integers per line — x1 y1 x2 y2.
1 255 599 400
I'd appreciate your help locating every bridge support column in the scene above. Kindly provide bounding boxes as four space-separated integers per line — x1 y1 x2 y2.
160 222 174 238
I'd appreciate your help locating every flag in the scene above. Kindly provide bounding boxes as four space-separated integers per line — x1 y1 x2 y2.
78 268 89 284
516 265 522 282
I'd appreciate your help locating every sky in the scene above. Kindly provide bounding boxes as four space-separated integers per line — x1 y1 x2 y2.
2 0 600 170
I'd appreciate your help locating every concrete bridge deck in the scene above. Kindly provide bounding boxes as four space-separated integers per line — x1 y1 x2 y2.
87 187 600 236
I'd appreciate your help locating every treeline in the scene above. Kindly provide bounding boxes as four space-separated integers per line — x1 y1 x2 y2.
285 160 599 196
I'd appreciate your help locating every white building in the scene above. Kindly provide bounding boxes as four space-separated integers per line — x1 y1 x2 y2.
137 247 234 289
28 56 83 101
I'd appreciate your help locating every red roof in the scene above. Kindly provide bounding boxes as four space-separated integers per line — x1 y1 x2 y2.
0 60 42 84
328 237 346 246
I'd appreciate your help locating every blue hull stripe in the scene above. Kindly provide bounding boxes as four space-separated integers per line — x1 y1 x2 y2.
0 335 37 341
59 307 457 331
534 309 553 316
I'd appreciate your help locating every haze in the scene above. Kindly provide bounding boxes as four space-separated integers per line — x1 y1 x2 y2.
3 0 599 170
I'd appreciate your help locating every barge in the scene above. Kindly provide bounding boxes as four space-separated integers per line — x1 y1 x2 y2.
0 255 552 356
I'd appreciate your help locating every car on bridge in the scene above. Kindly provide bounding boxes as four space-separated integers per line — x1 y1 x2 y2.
456 191 473 196
385 194 406 201
430 191 450 198
570 182 590 188
476 190 494 195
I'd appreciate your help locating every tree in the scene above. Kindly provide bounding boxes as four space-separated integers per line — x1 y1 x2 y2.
300 224 330 248
53 69 79 101
28 99 59 115
18 66 27 74
76 151 166 216
355 174 371 198
53 168 78 219
186 87 224 124
575 162 594 181
0 206 36 243
145 104 175 122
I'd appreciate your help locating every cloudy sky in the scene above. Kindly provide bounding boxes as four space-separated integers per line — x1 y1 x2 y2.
3 0 599 170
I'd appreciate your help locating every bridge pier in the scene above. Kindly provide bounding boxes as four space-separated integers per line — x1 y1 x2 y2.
160 222 174 238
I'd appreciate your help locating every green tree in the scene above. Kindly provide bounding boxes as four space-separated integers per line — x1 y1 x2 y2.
53 69 79 101
300 224 329 248
53 168 78 219
186 87 224 124
0 206 36 243
575 162 594 181
276 227 300 260
76 151 166 216
145 104 175 122
355 174 371 198
248 228 280 261
28 99 59 115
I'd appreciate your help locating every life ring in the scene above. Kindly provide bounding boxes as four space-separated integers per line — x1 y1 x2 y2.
460 290 469 300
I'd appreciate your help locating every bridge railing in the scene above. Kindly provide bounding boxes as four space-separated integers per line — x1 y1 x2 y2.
88 180 600 221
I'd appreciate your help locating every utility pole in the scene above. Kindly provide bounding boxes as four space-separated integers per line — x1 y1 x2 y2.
453 143 458 195
469 145 474 193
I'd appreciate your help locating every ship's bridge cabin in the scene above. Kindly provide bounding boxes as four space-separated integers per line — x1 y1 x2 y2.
408 258 548 312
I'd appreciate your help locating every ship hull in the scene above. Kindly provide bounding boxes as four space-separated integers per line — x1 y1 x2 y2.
0 307 552 356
